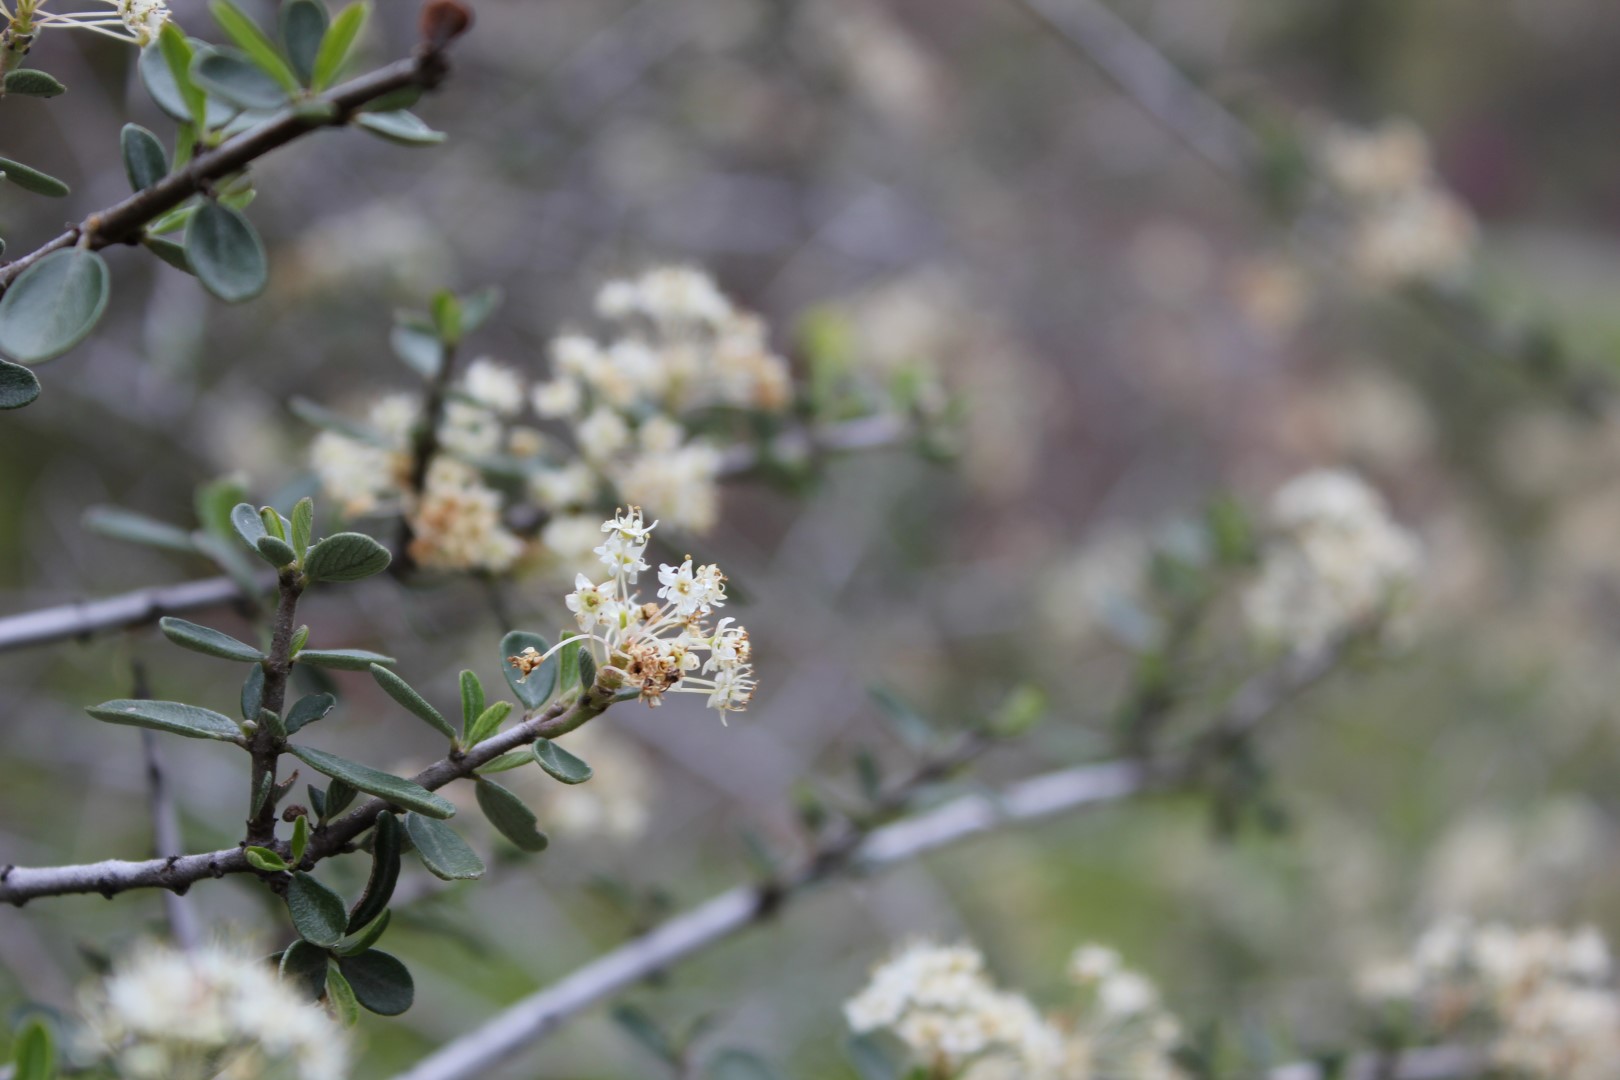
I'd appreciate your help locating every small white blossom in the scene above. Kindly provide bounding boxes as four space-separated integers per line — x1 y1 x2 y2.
460 358 525 417
565 573 618 631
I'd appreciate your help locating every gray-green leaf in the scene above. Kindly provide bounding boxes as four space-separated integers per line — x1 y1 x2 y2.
87 699 242 742
0 360 40 410
0 249 111 364
186 199 268 303
287 870 347 946
257 534 299 566
303 531 391 582
3 69 65 97
475 779 549 852
708 1050 782 1080
279 939 330 1002
355 110 445 145
190 45 289 110
288 745 456 819
285 692 336 734
501 631 556 709
369 664 454 741
297 648 395 670
403 812 484 879
533 738 592 784
0 156 69 197
464 700 511 747
337 949 414 1015
280 0 328 84
83 507 197 554
160 617 266 662
121 124 168 191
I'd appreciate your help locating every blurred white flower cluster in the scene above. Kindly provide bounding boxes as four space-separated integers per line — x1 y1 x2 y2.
1244 468 1422 650
1315 119 1477 289
78 940 349 1080
6 0 171 45
509 507 756 714
843 940 1184 1079
1360 919 1620 1080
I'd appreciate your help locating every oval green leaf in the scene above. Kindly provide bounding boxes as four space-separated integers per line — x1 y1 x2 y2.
464 701 511 748
0 156 69 197
303 531 391 582
279 939 330 1002
190 45 290 110
475 779 549 852
87 699 242 742
354 109 445 146
280 0 329 84
501 630 556 710
186 199 268 303
311 0 369 89
0 249 111 364
287 870 348 946
121 124 168 191
3 69 66 97
337 949 414 1015
533 738 593 784
288 745 456 819
403 812 484 879
0 360 40 409
285 691 336 734
160 616 266 662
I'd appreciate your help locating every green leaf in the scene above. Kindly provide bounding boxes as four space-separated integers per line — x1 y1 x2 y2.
121 124 168 191
369 664 455 741
82 507 197 554
280 0 329 84
11 1018 54 1080
475 779 549 852
297 648 395 670
258 706 288 740
241 663 266 720
324 778 358 818
285 692 336 734
347 810 401 932
186 200 268 303
142 235 193 274
578 648 597 692
533 738 592 784
288 745 456 818
291 813 310 863
612 1003 679 1065
209 0 301 91
159 616 266 662
3 69 65 97
279 939 330 1002
229 501 267 550
430 289 461 345
246 845 289 872
388 322 443 377
87 699 242 742
286 871 347 946
403 812 483 879
290 497 314 560
0 249 110 364
464 701 511 747
257 534 299 566
460 286 503 332
191 45 289 110
0 360 40 410
337 949 414 1015
0 156 69 198
146 200 199 236
557 638 582 695
303 531 391 582
311 0 369 89
337 908 390 956
459 670 484 736
290 624 311 654
846 1035 903 1080
475 748 532 774
501 631 556 710
260 506 288 541
708 1050 781 1080
154 27 209 129
355 109 445 146
325 966 361 1027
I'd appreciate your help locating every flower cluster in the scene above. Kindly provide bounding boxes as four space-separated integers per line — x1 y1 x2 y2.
510 507 755 714
1315 119 1477 289
1244 468 1422 650
5 0 171 46
844 940 1185 1079
1360 919 1620 1080
77 940 349 1080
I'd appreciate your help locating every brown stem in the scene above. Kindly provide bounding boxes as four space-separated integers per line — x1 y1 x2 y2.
245 571 303 845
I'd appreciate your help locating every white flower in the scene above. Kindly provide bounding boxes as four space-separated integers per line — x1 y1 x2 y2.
35 0 171 45
576 407 631 460
530 461 597 511
565 574 617 630
460 358 525 417
532 378 583 419
593 506 655 582
437 400 504 459
657 558 726 617
407 458 524 572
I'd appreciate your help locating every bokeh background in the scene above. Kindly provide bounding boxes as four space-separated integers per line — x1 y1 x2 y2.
5 0 1620 1074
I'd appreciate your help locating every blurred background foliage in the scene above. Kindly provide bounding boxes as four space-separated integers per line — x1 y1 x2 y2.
5 0 1620 1075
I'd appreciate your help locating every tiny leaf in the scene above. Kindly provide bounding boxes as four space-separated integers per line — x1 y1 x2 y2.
0 360 40 410
0 156 69 197
355 110 446 145
257 534 299 566
325 966 361 1027
311 0 369 89
459 670 483 735
291 813 310 863
209 0 301 91
533 738 592 784
403 812 484 879
246 845 289 872
501 631 556 710
290 496 314 560
241 663 266 720
464 700 511 747
3 69 66 97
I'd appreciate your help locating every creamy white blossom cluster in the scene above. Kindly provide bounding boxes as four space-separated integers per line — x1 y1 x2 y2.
530 266 792 535
509 507 755 714
4 0 171 45
1244 468 1422 650
1315 119 1477 288
844 941 1185 1079
1359 919 1620 1080
77 940 350 1080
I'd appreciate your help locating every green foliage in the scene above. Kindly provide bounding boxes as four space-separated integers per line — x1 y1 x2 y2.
245 845 288 872
347 811 401 932
708 1050 781 1080
191 46 288 110
159 617 266 663
297 648 396 670
311 1 370 90
209 0 301 92
369 664 455 741
533 737 593 784
303 531 392 582
337 908 391 956
82 507 196 554
241 663 266 720
120 125 169 192
279 939 330 1002
287 745 456 818
86 700 243 742
0 361 40 410
153 27 211 129
459 669 484 737
325 966 361 1027
0 250 110 364
280 0 329 84
0 156 69 198
475 779 549 852
501 631 556 709
11 1019 55 1080
336 949 414 1015
612 1003 679 1066
290 814 310 863
186 200 269 303
286 871 348 947
464 700 511 747
403 812 484 879
284 692 336 734
3 70 65 98
290 497 315 560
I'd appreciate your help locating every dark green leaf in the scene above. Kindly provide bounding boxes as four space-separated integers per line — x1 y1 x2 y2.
246 845 288 872
290 496 314 560
279 939 329 1001
186 199 268 303
459 670 484 735
369 664 455 741
258 706 287 740
241 663 266 720
82 507 196 554
337 949 414 1015
612 1003 678 1065
297 648 395 670
0 360 40 410
191 45 289 110
708 1050 781 1080
325 966 360 1027
209 0 301 91
288 745 456 818
0 156 69 197
121 124 168 191
280 0 329 84
403 812 484 879
303 531 391 582
160 616 265 662
3 69 65 97
533 738 592 784
501 631 556 710
0 249 110 363
285 692 336 734
311 0 368 89
324 778 358 818
257 535 298 566
286 871 347 946
87 699 242 742
12 1018 54 1080
307 783 327 819
355 110 445 146
578 649 597 692
142 235 193 274
346 810 400 932
475 779 548 852
337 908 390 956
465 701 511 747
